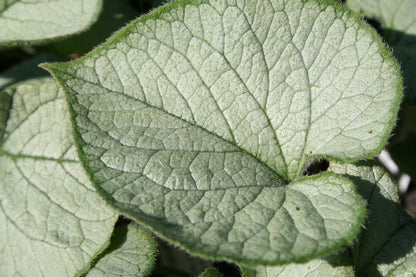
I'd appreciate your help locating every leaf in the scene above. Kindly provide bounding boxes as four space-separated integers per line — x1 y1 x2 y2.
241 251 354 277
44 0 401 265
329 162 416 276
51 0 138 56
85 224 156 277
0 78 118 276
346 0 416 104
0 0 103 48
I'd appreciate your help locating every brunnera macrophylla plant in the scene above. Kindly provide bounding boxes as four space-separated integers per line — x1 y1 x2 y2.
1 0 415 276
44 0 401 266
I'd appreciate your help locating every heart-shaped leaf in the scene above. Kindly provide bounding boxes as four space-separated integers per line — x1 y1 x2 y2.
44 0 401 265
0 77 117 276
0 0 102 48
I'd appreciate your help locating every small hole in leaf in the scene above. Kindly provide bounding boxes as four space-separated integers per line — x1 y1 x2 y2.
368 130 373 134
296 207 300 211
303 159 329 176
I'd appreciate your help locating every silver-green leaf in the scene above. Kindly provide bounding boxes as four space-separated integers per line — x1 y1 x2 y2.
45 0 401 265
86 224 157 277
0 0 102 48
0 78 117 276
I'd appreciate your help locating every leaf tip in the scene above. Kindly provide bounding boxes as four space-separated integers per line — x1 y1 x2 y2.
39 62 69 87
38 62 58 74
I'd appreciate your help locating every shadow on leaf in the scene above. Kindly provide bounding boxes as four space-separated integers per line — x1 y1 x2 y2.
340 161 416 276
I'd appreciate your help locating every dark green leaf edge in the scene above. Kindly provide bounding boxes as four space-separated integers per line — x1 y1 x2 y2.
0 0 103 49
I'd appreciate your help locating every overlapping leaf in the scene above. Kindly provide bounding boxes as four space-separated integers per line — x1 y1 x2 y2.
86 224 156 277
0 77 117 276
330 162 416 276
0 0 102 48
45 0 401 265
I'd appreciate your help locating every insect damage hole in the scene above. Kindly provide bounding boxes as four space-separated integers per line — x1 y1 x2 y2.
302 158 329 176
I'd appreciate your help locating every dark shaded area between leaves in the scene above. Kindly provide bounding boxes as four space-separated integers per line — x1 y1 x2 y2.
0 48 32 74
384 30 416 105
364 17 383 38
0 54 55 90
51 0 138 57
212 261 242 277
126 0 168 15
150 238 213 277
